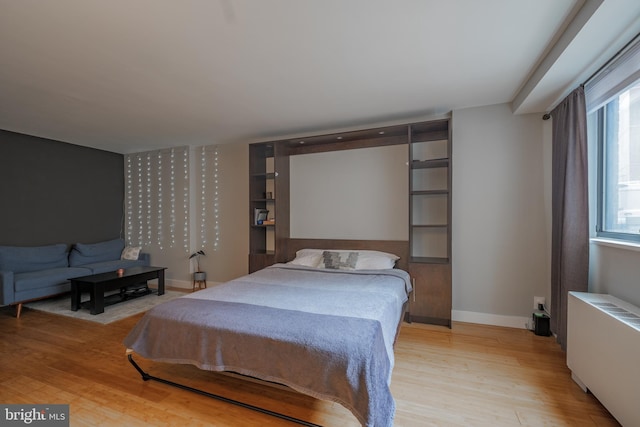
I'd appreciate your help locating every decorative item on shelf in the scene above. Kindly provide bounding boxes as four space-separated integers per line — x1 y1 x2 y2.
254 208 269 225
189 250 207 291
264 191 273 199
262 219 275 225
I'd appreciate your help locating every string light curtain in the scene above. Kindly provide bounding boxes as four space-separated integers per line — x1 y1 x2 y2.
195 145 221 251
125 146 190 252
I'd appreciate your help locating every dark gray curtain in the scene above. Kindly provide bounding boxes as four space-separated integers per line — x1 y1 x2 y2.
550 86 589 350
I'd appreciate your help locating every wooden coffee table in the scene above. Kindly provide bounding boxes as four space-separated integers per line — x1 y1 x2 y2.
70 266 166 315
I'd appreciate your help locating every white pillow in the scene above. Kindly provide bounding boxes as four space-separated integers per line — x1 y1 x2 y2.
287 249 323 267
121 246 142 260
289 248 399 270
355 251 399 269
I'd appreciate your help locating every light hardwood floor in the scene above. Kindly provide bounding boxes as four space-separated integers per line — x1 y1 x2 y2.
0 304 619 426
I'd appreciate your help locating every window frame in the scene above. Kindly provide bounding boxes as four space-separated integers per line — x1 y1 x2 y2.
594 93 640 243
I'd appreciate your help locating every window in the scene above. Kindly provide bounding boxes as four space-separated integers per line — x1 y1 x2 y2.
590 84 640 241
587 35 640 243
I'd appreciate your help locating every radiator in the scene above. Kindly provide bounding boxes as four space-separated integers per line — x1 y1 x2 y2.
567 292 640 427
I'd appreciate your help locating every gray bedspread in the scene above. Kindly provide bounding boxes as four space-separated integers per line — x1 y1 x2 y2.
123 264 411 427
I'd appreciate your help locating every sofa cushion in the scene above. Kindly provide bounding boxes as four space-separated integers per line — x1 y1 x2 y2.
0 244 69 274
69 238 125 267
14 267 91 293
81 259 146 274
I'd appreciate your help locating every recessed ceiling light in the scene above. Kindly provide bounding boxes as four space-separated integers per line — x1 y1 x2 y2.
299 141 305 144
336 136 343 140
378 131 385 135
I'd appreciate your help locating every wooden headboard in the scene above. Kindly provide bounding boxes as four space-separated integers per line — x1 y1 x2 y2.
285 238 409 271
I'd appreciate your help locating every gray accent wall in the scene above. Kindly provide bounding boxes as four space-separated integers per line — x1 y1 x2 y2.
0 129 124 246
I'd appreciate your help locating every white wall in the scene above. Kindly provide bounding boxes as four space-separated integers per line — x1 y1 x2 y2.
451 103 550 328
141 142 249 288
290 144 408 240
590 243 640 307
196 142 249 283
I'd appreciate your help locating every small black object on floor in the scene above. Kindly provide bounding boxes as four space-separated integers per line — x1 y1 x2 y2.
533 311 551 336
81 283 154 310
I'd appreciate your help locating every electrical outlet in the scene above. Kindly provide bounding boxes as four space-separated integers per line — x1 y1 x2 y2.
534 296 546 310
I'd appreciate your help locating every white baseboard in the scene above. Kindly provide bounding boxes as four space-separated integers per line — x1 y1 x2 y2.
452 310 530 330
571 372 588 393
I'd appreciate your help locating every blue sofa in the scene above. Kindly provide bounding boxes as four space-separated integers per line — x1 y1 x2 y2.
0 238 149 317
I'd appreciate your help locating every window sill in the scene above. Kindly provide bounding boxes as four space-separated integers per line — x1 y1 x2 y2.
590 237 640 252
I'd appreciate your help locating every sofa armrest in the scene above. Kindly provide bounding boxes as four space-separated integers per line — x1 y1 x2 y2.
0 270 15 306
138 252 151 266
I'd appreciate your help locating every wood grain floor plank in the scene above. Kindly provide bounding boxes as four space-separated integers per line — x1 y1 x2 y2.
0 304 619 426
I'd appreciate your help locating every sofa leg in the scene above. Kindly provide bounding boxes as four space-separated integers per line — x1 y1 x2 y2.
16 303 22 318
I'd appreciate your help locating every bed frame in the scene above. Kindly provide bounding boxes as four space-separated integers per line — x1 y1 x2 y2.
127 350 321 426
127 238 409 426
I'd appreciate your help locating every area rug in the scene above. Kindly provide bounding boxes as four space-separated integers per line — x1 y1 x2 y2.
24 290 185 324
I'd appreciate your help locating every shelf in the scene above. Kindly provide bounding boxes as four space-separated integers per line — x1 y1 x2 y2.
411 158 449 169
251 172 276 179
410 256 450 264
408 119 451 326
285 123 409 156
411 190 448 196
249 140 289 273
250 250 275 255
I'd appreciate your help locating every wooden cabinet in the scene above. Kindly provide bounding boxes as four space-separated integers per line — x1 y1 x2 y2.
248 142 289 273
248 118 452 327
408 263 451 326
248 123 406 273
408 119 452 326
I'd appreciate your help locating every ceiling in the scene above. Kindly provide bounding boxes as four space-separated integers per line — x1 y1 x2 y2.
1 0 640 154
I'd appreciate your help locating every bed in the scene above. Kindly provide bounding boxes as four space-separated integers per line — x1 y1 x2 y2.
124 241 411 427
